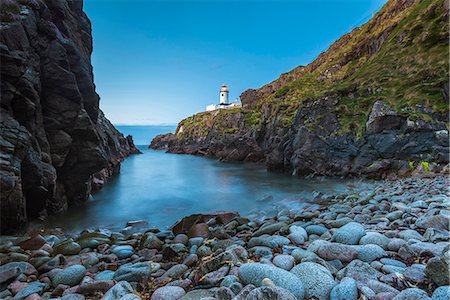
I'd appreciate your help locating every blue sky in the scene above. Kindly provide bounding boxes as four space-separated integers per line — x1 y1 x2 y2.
84 0 387 125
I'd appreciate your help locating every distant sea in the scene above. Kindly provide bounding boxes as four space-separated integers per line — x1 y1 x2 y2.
116 125 176 146
47 125 370 233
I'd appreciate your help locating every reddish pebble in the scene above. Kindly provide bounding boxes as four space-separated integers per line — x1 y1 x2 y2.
7 281 28 295
24 293 42 300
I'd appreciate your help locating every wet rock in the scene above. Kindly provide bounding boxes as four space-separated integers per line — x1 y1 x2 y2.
393 288 431 300
114 262 160 282
53 240 81 256
111 245 134 259
330 277 358 300
17 235 46 250
187 223 209 238
140 233 164 250
52 265 87 287
238 263 305 299
291 262 336 300
332 222 366 245
151 286 185 300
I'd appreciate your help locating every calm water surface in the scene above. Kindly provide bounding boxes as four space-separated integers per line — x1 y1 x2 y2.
48 126 371 233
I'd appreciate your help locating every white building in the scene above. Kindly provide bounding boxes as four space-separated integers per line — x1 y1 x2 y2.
206 84 242 111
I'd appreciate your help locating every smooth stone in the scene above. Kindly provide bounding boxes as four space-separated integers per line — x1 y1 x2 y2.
111 245 134 259
357 245 386 263
245 286 297 300
220 275 240 288
432 286 450 300
332 222 366 245
272 255 295 271
386 211 403 221
114 262 160 282
0 262 37 283
253 222 286 237
248 235 290 249
180 289 215 300
291 248 318 263
95 270 115 281
399 230 423 241
291 262 336 300
393 288 431 300
330 277 358 300
316 243 358 263
425 252 450 286
52 265 86 287
17 235 46 250
305 225 328 236
328 217 354 228
53 240 81 256
76 280 115 295
238 263 305 299
61 294 85 300
250 246 273 260
162 264 188 279
336 260 383 284
196 246 212 258
387 238 406 252
151 286 185 300
140 233 164 250
380 258 406 268
359 232 390 250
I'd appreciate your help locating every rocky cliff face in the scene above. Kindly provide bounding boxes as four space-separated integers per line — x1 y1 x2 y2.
0 0 140 233
151 0 449 178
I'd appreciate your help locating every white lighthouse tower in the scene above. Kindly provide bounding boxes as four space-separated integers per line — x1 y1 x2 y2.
219 84 229 105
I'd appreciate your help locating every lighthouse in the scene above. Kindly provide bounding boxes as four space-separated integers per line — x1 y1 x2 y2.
206 84 241 111
219 84 229 105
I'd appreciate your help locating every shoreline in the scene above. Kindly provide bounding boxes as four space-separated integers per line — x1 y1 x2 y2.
0 175 448 299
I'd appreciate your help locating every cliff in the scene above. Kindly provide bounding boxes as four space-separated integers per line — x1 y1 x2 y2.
151 0 449 178
0 0 140 233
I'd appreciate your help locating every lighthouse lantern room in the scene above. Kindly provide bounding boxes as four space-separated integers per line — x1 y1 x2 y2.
219 84 229 104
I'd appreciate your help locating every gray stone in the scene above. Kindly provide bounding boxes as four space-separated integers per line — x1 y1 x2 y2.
114 262 160 282
425 252 450 286
332 222 366 245
336 260 382 284
359 232 390 249
432 286 450 300
399 230 423 241
95 270 115 281
62 294 86 300
52 265 87 287
357 244 386 263
272 255 295 271
393 288 431 300
249 246 273 260
13 282 46 300
162 264 188 279
291 248 318 263
248 235 290 249
102 281 138 300
221 275 240 288
245 286 297 300
180 289 215 300
330 277 358 300
316 243 358 263
387 238 406 252
305 225 328 236
151 286 185 300
291 262 336 300
253 222 286 236
380 258 406 268
238 263 305 299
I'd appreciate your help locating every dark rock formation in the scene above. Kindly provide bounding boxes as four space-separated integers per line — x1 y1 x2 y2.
0 0 140 233
151 0 449 179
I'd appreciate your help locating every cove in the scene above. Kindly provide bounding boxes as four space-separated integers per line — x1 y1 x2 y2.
47 125 371 233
